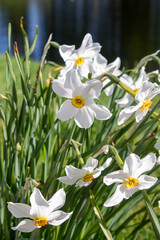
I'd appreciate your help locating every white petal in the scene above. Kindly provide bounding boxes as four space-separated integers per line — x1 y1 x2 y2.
96 157 112 171
30 188 49 217
90 103 112 120
117 104 141 125
157 156 160 164
82 80 103 99
138 175 158 190
135 153 157 177
154 139 160 150
64 70 82 91
52 80 72 98
11 219 37 232
65 165 85 178
7 202 32 219
92 170 102 179
104 85 114 96
103 185 124 207
103 170 125 185
58 176 79 185
80 33 93 50
83 157 98 171
136 81 154 102
135 108 147 122
83 45 101 58
59 44 75 61
57 100 78 121
158 200 160 208
120 74 133 88
115 93 134 108
47 189 66 213
48 210 72 226
74 106 94 129
148 86 160 100
123 153 142 177
78 64 91 78
75 178 92 187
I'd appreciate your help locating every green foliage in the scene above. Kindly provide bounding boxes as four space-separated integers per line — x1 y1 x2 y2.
0 23 160 240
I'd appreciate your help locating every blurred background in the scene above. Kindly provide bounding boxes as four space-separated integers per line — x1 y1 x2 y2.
0 0 160 67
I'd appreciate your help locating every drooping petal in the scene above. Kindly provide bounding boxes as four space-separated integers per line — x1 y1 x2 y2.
7 202 32 219
11 219 37 233
138 175 158 190
30 188 49 218
57 100 79 121
90 103 112 120
103 170 125 185
52 80 72 98
59 44 75 61
82 157 98 171
74 106 94 129
115 93 134 108
135 153 157 177
48 210 73 226
117 104 141 125
103 185 124 207
123 153 142 177
135 108 147 122
136 81 155 102
47 189 66 213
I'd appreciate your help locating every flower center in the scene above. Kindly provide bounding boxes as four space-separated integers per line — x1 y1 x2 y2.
124 177 139 189
72 96 85 108
83 173 94 182
35 217 48 227
141 99 153 112
75 57 84 66
133 88 139 94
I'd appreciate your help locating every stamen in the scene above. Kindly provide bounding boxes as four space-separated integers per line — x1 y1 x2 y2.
141 99 153 112
35 217 48 227
124 177 139 189
75 57 84 66
83 174 94 182
72 96 85 108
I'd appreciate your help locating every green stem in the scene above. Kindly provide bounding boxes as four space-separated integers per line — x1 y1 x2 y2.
89 189 114 240
71 139 84 164
142 190 160 239
109 145 124 169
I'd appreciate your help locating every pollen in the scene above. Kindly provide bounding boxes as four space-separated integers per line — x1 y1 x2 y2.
72 96 85 108
124 177 139 189
75 57 85 66
133 88 139 94
141 99 153 112
83 173 94 182
35 217 48 227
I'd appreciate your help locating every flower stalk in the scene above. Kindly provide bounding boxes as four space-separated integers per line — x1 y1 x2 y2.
89 189 114 240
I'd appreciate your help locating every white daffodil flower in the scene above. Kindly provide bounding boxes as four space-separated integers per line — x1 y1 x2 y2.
103 153 157 207
90 54 121 96
59 33 101 78
8 188 72 232
115 67 148 107
52 70 112 129
117 81 160 125
58 157 112 187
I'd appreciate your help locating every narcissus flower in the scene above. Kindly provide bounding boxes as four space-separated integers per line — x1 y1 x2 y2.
115 67 148 107
117 81 160 125
52 70 112 129
103 153 157 207
90 54 121 96
8 188 72 232
58 157 112 187
59 33 101 78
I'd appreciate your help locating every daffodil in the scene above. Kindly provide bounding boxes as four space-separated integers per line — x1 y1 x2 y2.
115 67 149 107
58 157 112 187
103 153 157 207
90 54 121 96
59 33 101 78
8 188 72 232
117 81 160 125
52 70 112 129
